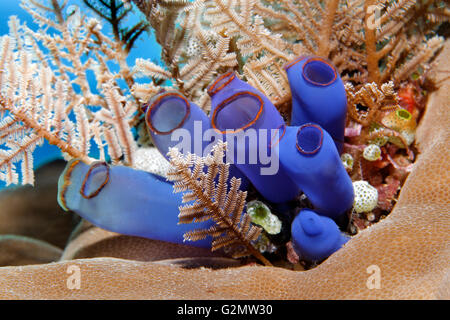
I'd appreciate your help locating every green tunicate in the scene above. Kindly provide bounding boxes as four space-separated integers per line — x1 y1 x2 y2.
247 200 282 235
396 109 412 120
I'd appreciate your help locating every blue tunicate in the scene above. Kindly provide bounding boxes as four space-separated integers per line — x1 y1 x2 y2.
208 71 300 203
57 159 214 248
291 209 349 261
285 56 347 153
145 89 249 189
276 124 354 218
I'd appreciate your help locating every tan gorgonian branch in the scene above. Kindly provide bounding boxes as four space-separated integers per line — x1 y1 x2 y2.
131 1 239 110
0 93 93 185
362 0 445 85
167 141 272 266
0 3 141 185
138 0 444 109
0 27 95 185
101 80 137 166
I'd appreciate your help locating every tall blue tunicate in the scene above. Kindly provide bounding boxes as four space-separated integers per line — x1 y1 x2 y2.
145 89 249 189
208 71 300 203
276 124 354 219
57 159 214 248
291 209 349 261
145 90 215 158
285 56 347 153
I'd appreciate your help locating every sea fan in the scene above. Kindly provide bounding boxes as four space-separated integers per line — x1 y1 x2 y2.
166 141 272 266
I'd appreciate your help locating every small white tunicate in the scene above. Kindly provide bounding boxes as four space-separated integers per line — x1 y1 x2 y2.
353 181 378 213
363 144 382 161
341 153 354 170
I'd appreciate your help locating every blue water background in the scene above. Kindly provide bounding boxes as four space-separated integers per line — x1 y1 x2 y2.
0 1 162 189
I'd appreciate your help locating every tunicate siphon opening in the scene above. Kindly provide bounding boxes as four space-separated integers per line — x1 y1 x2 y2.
296 124 324 155
396 109 412 120
146 92 190 135
207 71 236 97
80 162 110 199
300 210 323 236
302 58 337 86
212 91 263 134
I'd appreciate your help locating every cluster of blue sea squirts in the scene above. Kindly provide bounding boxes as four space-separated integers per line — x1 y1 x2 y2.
57 56 355 262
